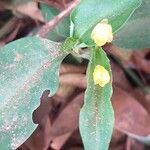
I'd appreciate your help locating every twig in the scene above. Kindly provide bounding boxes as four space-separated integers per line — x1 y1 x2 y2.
37 0 80 37
60 73 87 88
60 64 86 74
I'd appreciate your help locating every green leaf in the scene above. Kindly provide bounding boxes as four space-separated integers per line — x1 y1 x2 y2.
80 47 114 150
40 3 59 22
0 36 67 149
71 0 142 45
113 0 150 49
40 3 70 42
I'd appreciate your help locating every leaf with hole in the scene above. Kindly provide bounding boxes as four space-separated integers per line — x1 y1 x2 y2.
0 36 67 149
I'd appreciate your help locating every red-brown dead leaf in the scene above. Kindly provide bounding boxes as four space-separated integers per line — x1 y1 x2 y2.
126 136 145 150
50 93 84 137
60 73 86 89
112 85 150 136
131 49 150 74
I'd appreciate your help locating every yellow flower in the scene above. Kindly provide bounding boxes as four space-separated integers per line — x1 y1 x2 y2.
91 19 113 46
93 65 110 87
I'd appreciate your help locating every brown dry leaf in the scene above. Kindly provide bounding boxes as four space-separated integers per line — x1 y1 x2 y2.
110 129 126 150
15 2 44 21
51 132 72 150
109 44 133 62
62 129 83 150
19 117 51 150
0 17 20 39
57 64 86 98
0 41 5 47
60 64 86 75
19 90 58 150
57 84 75 98
32 90 58 124
36 0 69 10
0 20 22 46
132 88 150 114
111 129 126 144
112 85 150 136
49 93 84 137
60 73 86 89
0 1 10 10
126 136 145 150
131 49 150 74
111 61 132 91
68 147 83 150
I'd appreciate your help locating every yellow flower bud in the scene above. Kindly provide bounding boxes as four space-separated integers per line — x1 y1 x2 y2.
93 65 110 87
91 19 113 46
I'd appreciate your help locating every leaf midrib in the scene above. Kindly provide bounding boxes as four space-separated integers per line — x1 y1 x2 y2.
1 52 66 109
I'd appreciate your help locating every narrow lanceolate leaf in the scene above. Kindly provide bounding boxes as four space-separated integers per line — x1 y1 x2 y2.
80 47 114 150
114 0 150 49
71 0 142 45
0 37 67 149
